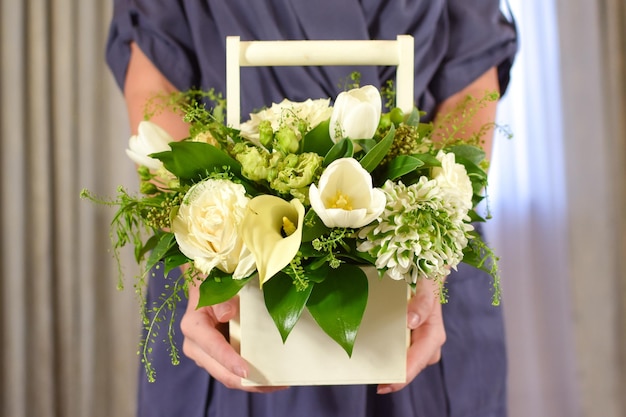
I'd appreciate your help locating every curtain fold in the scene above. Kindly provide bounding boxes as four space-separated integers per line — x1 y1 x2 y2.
1 2 139 417
489 0 626 416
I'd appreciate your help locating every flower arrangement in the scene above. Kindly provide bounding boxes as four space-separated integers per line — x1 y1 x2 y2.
83 77 501 381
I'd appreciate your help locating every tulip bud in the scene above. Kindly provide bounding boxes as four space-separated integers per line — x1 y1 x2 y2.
329 85 382 143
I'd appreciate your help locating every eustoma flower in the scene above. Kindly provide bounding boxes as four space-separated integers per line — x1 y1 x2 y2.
240 196 305 286
309 158 385 228
172 179 256 279
329 85 382 142
239 98 332 146
126 120 173 170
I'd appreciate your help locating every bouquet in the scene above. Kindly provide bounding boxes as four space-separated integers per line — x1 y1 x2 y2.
84 77 501 382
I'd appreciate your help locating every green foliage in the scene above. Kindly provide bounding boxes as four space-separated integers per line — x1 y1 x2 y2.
306 264 368 356
84 80 506 379
197 272 253 307
263 271 314 342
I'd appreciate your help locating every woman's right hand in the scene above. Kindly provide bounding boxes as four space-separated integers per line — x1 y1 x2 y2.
180 281 286 393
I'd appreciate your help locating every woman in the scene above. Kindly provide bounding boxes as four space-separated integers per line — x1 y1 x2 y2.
106 1 517 416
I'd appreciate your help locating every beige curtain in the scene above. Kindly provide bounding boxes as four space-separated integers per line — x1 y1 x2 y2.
556 0 626 415
1 1 138 417
1 1 625 417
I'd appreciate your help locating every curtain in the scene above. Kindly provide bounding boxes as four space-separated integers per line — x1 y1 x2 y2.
489 0 626 416
1 1 624 417
0 2 139 417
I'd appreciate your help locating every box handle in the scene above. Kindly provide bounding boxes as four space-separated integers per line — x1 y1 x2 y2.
226 35 414 127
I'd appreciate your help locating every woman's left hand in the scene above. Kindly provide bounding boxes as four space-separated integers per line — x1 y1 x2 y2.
376 277 446 394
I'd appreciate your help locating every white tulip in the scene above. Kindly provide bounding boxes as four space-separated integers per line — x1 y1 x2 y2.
309 158 386 228
172 179 256 279
125 120 173 170
329 85 382 142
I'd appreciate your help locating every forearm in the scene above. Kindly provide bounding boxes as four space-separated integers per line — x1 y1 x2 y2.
124 42 190 139
433 66 499 161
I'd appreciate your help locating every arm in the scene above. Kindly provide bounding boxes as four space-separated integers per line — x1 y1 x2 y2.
377 66 499 394
124 43 281 393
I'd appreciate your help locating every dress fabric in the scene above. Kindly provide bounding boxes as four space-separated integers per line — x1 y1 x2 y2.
106 1 517 416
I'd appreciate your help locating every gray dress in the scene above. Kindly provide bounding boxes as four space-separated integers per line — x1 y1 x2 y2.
106 1 517 416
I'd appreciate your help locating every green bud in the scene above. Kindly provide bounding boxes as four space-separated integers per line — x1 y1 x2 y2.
378 113 391 132
140 181 158 195
258 120 274 147
274 126 300 154
137 165 152 181
389 107 404 126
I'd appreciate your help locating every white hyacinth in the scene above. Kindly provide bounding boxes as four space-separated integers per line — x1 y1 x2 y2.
357 178 473 284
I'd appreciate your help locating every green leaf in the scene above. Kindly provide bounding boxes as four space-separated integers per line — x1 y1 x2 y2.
323 138 354 166
197 273 253 307
351 138 377 153
151 141 242 185
405 107 421 127
302 119 333 155
359 125 395 172
383 155 425 181
137 233 162 263
263 271 313 342
306 264 368 356
454 155 488 194
449 144 486 166
412 152 441 168
163 251 189 275
145 232 177 273
301 209 330 242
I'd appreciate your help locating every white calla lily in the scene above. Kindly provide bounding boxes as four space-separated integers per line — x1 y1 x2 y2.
309 158 386 228
329 85 382 143
240 196 305 287
126 120 173 170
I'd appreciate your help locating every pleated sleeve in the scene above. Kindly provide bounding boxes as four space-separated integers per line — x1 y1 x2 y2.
105 0 201 92
430 0 517 101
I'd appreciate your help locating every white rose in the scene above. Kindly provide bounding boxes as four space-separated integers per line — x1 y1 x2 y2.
432 151 474 218
329 85 382 143
172 179 256 278
309 158 386 228
126 121 173 170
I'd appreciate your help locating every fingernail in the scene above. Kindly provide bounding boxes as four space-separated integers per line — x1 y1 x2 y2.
234 366 248 379
408 312 420 329
214 304 232 321
377 386 392 395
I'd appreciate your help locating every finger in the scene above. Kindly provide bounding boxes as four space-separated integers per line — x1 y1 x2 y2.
183 339 286 393
378 303 445 394
407 278 439 329
212 296 240 323
180 306 249 379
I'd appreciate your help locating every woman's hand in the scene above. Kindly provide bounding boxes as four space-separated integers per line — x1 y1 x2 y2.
376 277 446 394
180 281 286 393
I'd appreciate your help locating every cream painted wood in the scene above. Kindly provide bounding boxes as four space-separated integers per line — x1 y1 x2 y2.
226 35 414 127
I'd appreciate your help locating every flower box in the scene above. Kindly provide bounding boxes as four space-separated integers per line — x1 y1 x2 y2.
230 267 409 386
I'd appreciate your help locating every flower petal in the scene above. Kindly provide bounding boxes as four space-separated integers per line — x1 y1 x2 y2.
240 196 305 286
